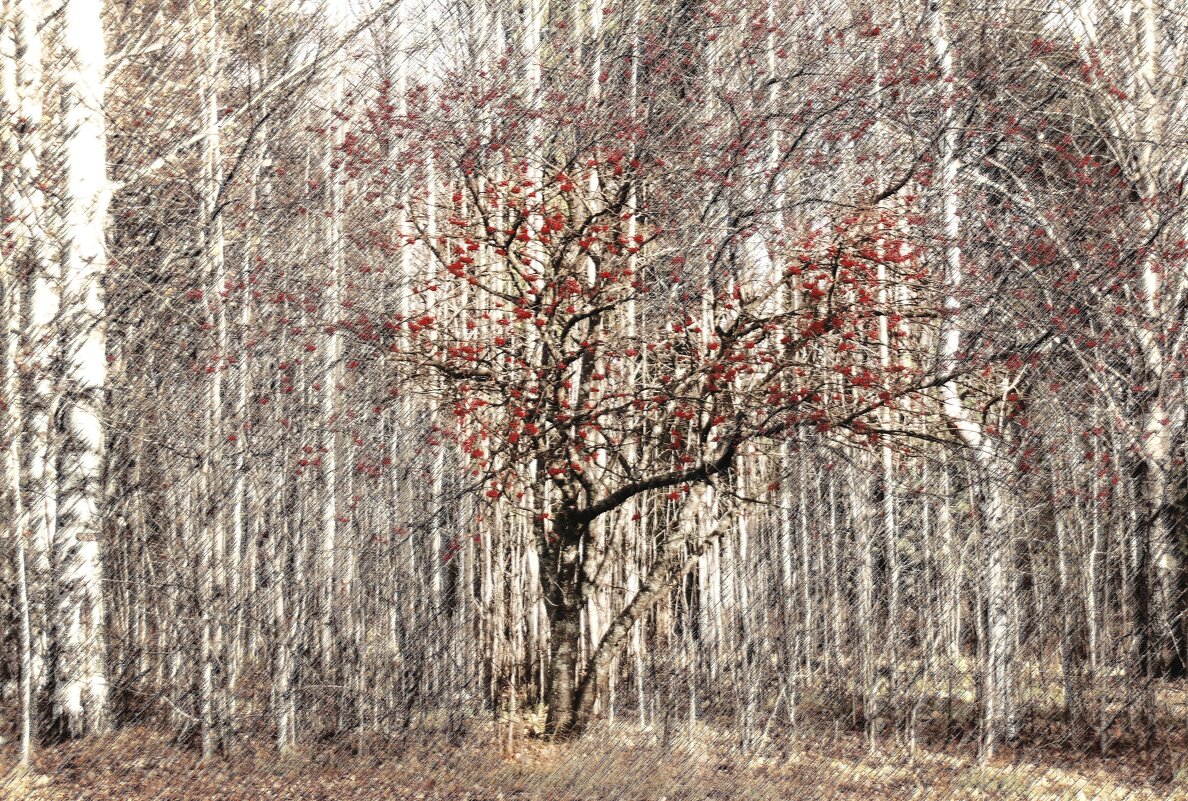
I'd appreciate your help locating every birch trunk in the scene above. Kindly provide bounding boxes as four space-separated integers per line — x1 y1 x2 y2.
929 0 1014 753
10 0 54 704
52 0 110 738
2 2 32 758
195 0 226 758
320 0 348 672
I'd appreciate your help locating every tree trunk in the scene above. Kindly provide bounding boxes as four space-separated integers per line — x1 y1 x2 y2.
10 0 53 707
1053 500 1082 734
2 0 34 764
543 511 585 739
52 0 110 738
1130 457 1156 730
982 479 1014 749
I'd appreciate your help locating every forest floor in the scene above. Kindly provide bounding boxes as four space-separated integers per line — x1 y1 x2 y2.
2 722 1187 801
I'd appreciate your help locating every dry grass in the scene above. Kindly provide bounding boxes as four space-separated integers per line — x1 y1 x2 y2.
2 721 1186 801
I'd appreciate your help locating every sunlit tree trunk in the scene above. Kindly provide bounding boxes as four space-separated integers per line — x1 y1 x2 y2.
1130 0 1182 700
52 0 111 738
929 0 1014 755
320 0 348 673
8 0 54 708
195 0 227 758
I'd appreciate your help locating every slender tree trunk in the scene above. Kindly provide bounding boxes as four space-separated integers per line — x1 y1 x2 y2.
2 0 34 762
9 0 54 706
320 0 348 675
195 0 226 758
1053 499 1081 733
1130 458 1155 711
929 0 1015 755
2 32 32 753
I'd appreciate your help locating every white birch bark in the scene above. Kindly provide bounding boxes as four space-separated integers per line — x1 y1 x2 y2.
195 0 226 758
8 0 53 703
928 0 1014 753
320 0 349 669
53 0 111 737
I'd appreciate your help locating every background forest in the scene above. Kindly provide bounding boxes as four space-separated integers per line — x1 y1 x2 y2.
2 0 1188 798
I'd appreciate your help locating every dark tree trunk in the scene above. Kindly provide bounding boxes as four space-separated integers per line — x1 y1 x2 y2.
543 515 585 739
1164 492 1188 679
1132 461 1154 682
1162 560 1188 679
